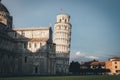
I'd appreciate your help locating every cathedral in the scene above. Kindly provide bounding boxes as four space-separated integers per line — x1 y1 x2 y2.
0 1 71 76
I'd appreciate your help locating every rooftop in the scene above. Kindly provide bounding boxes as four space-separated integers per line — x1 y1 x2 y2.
13 27 51 31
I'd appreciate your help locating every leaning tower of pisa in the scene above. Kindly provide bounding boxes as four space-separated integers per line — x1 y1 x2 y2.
54 14 72 74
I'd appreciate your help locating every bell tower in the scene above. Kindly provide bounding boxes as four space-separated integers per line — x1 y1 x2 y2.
54 14 72 74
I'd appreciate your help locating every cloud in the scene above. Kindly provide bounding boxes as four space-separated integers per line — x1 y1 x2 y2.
75 51 85 56
70 51 99 62
85 56 99 59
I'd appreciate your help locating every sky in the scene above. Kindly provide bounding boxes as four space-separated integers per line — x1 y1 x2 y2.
2 0 120 62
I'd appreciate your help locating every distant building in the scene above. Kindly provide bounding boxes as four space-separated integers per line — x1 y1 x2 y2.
80 60 105 69
0 1 71 76
90 62 105 69
105 57 120 75
77 57 120 75
79 60 109 75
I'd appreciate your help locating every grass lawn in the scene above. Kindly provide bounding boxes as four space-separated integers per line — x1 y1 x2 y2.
0 75 120 80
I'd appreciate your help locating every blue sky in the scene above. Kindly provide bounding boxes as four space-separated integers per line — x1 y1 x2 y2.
3 0 120 62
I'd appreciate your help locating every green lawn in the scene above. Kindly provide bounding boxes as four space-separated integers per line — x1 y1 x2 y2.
0 75 119 80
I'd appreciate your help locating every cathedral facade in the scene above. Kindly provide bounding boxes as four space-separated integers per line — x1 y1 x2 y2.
0 1 71 76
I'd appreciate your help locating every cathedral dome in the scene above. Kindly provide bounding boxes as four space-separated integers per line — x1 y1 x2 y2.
0 1 9 14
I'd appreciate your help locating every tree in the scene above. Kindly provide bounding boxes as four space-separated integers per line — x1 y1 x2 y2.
69 61 80 74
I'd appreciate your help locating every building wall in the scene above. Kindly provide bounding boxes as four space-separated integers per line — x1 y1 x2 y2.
0 25 56 75
13 28 52 52
105 57 120 75
0 25 21 75
0 3 17 76
10 27 56 75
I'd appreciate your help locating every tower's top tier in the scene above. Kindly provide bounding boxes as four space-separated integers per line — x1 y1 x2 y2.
56 14 70 23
